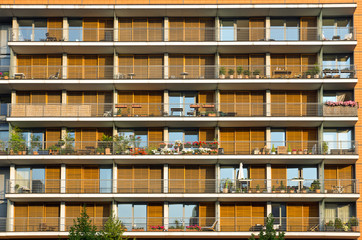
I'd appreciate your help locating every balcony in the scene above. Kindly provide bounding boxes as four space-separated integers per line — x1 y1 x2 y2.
6 179 359 194
0 140 357 156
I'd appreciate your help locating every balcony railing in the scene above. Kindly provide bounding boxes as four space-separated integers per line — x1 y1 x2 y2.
7 65 356 80
9 27 356 42
0 140 357 156
7 102 359 117
7 179 358 194
5 217 360 233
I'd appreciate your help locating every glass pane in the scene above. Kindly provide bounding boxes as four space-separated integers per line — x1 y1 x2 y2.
16 167 30 189
322 19 335 40
134 130 147 148
323 131 337 153
184 129 198 143
34 20 47 41
302 167 317 180
271 129 285 148
32 168 45 193
169 204 184 229
287 167 298 187
221 20 234 41
184 94 196 116
69 19 83 41
169 130 184 143
169 94 183 116
185 204 198 226
32 168 45 180
134 204 147 230
323 93 337 102
18 19 32 41
100 167 112 193
286 19 299 41
338 129 352 149
118 204 133 229
270 19 284 41
220 167 235 179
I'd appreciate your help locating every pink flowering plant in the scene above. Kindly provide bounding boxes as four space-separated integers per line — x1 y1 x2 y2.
186 225 201 231
325 101 358 107
150 225 165 230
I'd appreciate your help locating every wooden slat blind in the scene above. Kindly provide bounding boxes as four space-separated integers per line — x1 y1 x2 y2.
47 18 63 41
147 203 163 230
68 55 113 79
45 166 60 193
17 55 62 79
46 128 61 149
199 128 214 142
287 203 318 231
169 17 213 41
250 165 266 189
300 17 317 41
249 18 265 41
199 202 215 227
271 165 287 190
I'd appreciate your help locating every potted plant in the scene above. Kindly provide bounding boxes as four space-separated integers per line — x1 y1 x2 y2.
3 72 9 80
253 69 261 79
243 70 250 79
279 181 286 193
256 184 261 193
297 149 303 155
312 65 320 78
288 186 295 193
305 70 312 78
236 66 243 78
301 186 307 193
292 149 297 155
132 227 145 232
272 186 276 193
186 225 200 232
253 147 260 155
334 218 344 231
116 108 122 117
150 225 165 231
271 144 276 154
348 217 359 232
287 144 292 155
228 68 235 79
223 179 231 193
322 141 329 154
219 67 226 79
311 180 321 193
326 220 335 231
9 127 26 155
168 220 183 232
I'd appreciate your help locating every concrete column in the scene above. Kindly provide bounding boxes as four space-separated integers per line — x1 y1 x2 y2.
9 164 15 193
111 200 118 218
9 49 16 78
62 89 66 104
265 53 271 78
112 123 117 136
215 17 220 41
318 85 323 116
61 128 67 139
113 51 119 79
319 161 325 193
164 53 169 79
215 201 220 231
163 164 168 193
318 11 323 40
12 17 18 41
215 163 220 193
215 126 220 143
266 163 271 193
163 127 168 142
266 127 271 148
266 89 271 116
11 91 16 104
215 52 219 79
215 89 220 115
63 17 68 41
318 122 324 154
164 17 168 41
114 16 119 42
62 53 67 79
163 90 169 116
266 201 272 216
265 17 270 40
61 164 66 193
113 88 118 116
113 162 117 193
319 199 325 231
60 202 65 231
164 202 169 230
6 200 13 231
233 21 237 41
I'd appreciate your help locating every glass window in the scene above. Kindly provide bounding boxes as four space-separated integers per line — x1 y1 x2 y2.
272 203 286 228
324 129 353 151
118 203 147 231
15 167 30 189
322 18 353 40
33 19 47 41
270 19 299 41
220 20 234 41
118 129 147 148
118 203 133 230
325 203 354 223
323 54 353 78
169 129 199 143
285 19 299 41
169 92 197 117
99 167 112 193
169 203 199 228
69 19 83 41
302 167 317 180
18 19 32 41
271 129 285 148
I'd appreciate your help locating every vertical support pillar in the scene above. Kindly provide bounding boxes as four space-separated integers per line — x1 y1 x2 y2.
266 163 271 193
112 200 118 218
215 163 220 193
163 90 169 116
215 89 220 115
215 201 220 231
265 53 271 78
318 85 323 116
62 53 67 80
12 17 18 41
114 16 118 42
163 164 168 193
318 10 323 41
266 201 272 216
164 202 169 230
265 17 270 40
164 53 169 79
9 49 16 79
215 126 220 143
11 91 16 104
318 122 324 154
266 89 271 116
63 17 68 41
113 162 117 193
319 199 325 231
61 128 67 139
114 51 119 80
215 16 220 41
319 161 324 193
164 17 169 42
61 89 66 104
60 202 65 231
266 127 271 149
215 52 219 79
113 88 118 117
112 123 117 137
6 200 13 231
61 164 66 193
9 164 15 193
163 127 168 142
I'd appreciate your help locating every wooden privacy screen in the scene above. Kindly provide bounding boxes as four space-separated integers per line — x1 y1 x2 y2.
14 203 60 232
67 55 113 79
45 128 61 149
66 203 110 230
47 18 63 40
119 18 163 41
300 17 317 41
147 203 164 230
198 91 215 113
199 202 216 227
220 203 265 231
286 128 318 152
271 90 318 116
67 91 113 117
73 128 112 151
220 128 266 154
271 165 287 191
325 165 354 193
271 54 317 78
286 203 318 232
199 128 215 142
45 166 61 193
219 54 266 77
219 91 265 116
249 18 265 41
169 18 214 41
249 165 266 189
168 165 215 193
169 54 215 79
117 165 163 193
118 91 163 116
66 165 103 194
118 55 164 79
17 55 62 79
83 18 113 41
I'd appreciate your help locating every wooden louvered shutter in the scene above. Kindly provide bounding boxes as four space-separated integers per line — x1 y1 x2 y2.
250 165 266 190
46 128 61 149
199 165 215 193
66 166 82 193
149 55 163 79
286 54 301 79
84 18 98 41
98 18 113 41
17 55 31 79
286 91 301 116
48 18 63 41
133 91 148 116
47 55 62 79
185 55 199 79
82 129 97 149
251 128 265 155
220 91 234 115
324 165 337 193
134 55 148 79
134 165 148 193
200 55 214 78
83 166 99 193
252 91 265 116
302 54 317 75
84 91 97 117
271 90 285 116
118 55 133 80
302 128 317 152
133 18 147 41
98 55 113 79
287 128 302 151
199 128 214 142
94 203 110 228
29 204 43 231
236 203 251 231
271 55 285 78
185 165 199 193
199 202 215 228
148 18 163 42
250 18 265 41
250 54 265 77
119 18 132 41
302 91 317 116
32 92 46 103
169 165 184 193
235 91 249 116
185 18 199 41
252 203 265 227
287 203 303 231
237 19 249 41
148 91 163 116
339 165 353 193
271 165 287 192
199 91 214 113
200 18 214 41
47 91 61 104
32 55 47 79
14 203 28 232
304 203 319 231
220 128 235 154
66 204 81 229
150 166 162 193
220 203 235 231
118 91 133 104
67 91 83 104
45 204 60 231
45 166 60 193
117 165 133 193
148 128 163 148
236 128 249 155
16 91 31 104
147 203 163 230
68 55 83 79
84 55 98 79
169 18 184 41
300 17 317 41
169 55 183 79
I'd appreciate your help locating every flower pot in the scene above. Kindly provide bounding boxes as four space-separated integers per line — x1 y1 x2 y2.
351 226 357 232
255 75 260 79
289 190 294 193
18 152 22 155
223 188 228 193
229 75 234 79
186 229 199 232
219 75 225 79
280 190 285 193
150 229 164 232
248 190 252 193
298 151 303 155
315 189 321 193
33 151 38 155
314 74 319 78
245 75 249 79
271 152 276 155
132 229 145 232
302 190 307 193
256 190 261 193
287 152 291 155
208 113 216 117
307 75 311 78
237 75 242 79
292 151 297 155
272 191 276 193
168 229 183 232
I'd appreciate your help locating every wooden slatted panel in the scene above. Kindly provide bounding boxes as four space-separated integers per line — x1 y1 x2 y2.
271 90 285 116
94 203 110 229
339 165 353 193
286 54 301 79
249 18 265 41
169 165 184 193
199 202 215 227
84 92 98 117
271 55 285 78
169 18 184 41
302 91 318 116
47 55 62 79
185 55 199 79
149 166 163 193
198 91 214 114
29 204 43 231
286 91 301 116
271 165 287 191
118 55 133 80
220 128 235 154
237 19 249 41
149 55 163 79
220 91 234 115
185 18 199 41
118 91 133 104
84 55 98 79
286 128 302 152
200 55 214 79
119 18 132 41
236 203 251 231
134 165 149 193
66 166 82 193
235 91 250 116
149 128 163 148
97 91 113 116
47 91 61 103
250 54 265 77
251 128 265 155
199 165 215 193
14 203 28 232
220 203 235 231
148 91 163 116
200 18 214 41
67 91 83 104
147 203 163 230
16 91 30 103
300 17 317 41
32 92 46 103
148 18 163 42
17 55 32 79
236 128 249 155
199 128 214 142
32 55 47 79
117 165 133 193
68 55 83 79
81 129 97 149
65 203 81 229
302 128 318 152
46 128 61 149
301 54 317 75
47 18 63 41
98 18 113 41
304 203 319 232
252 203 265 228
45 204 60 231
185 165 199 193
251 91 265 116
133 18 147 41
287 203 303 231
134 55 148 79
98 55 113 79
45 166 60 193
169 54 183 79
75 129 81 151
250 165 266 190
83 18 98 41
134 91 148 115
83 166 99 193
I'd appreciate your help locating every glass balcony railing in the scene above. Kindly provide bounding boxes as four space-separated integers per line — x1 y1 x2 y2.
9 27 356 42
7 102 359 117
7 179 358 194
4 217 360 233
7 65 356 80
0 140 357 156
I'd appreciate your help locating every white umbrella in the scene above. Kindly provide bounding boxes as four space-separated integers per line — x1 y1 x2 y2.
237 162 244 179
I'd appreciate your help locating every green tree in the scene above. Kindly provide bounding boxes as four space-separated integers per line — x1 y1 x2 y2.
99 213 128 240
69 205 98 240
249 214 285 240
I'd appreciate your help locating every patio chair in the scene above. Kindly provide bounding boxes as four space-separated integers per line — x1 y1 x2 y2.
200 220 218 231
48 71 59 79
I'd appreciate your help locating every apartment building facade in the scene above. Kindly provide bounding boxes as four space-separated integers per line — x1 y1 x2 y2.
0 0 360 239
